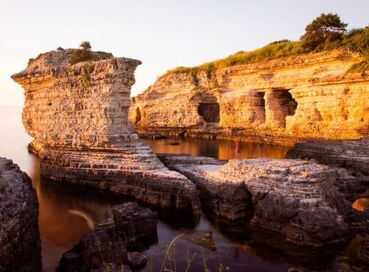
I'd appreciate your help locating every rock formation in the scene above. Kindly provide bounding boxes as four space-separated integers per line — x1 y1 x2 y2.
159 154 368 247
58 202 156 272
287 138 369 176
0 157 41 272
12 48 200 213
130 50 369 146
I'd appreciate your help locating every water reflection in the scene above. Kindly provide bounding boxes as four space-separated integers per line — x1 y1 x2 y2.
26 152 112 271
144 138 289 160
0 106 365 272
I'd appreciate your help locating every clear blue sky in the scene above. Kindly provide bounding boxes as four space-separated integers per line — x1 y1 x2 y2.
1 0 368 105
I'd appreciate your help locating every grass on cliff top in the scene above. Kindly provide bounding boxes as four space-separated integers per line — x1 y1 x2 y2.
166 40 304 76
164 24 369 77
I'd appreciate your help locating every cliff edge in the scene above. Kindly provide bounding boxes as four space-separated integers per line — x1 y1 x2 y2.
12 48 200 213
130 50 369 146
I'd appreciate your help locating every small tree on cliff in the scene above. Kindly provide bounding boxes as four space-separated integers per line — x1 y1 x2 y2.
69 41 93 64
80 41 92 51
301 13 347 51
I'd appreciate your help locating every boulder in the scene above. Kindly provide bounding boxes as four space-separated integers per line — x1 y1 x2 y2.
57 202 156 272
0 157 41 272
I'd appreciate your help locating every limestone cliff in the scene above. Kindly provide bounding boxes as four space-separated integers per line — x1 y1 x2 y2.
12 48 200 213
130 50 369 145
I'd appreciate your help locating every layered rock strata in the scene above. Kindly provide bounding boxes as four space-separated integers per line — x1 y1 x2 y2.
287 138 369 176
58 202 157 272
130 50 369 146
160 154 367 247
0 157 41 272
12 49 200 213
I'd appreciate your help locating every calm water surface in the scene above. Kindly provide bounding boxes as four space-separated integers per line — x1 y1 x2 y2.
0 106 365 272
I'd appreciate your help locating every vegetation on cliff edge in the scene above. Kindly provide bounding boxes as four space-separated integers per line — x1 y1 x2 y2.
164 13 369 77
69 41 113 65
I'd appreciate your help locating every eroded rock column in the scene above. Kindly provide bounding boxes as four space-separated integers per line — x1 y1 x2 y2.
12 49 200 213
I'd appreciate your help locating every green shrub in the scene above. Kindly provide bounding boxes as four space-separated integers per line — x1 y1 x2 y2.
81 62 94 86
163 40 303 77
343 26 369 54
69 41 93 65
301 13 347 51
163 14 369 77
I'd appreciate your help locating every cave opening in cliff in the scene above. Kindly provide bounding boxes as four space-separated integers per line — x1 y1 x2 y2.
267 89 297 127
135 107 142 124
250 91 266 123
197 94 220 123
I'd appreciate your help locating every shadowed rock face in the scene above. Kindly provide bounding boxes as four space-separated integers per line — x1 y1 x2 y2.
130 50 369 146
12 49 200 213
159 154 368 248
287 138 369 176
57 202 156 272
0 158 41 272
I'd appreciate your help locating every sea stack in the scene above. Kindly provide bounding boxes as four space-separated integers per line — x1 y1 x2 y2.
12 47 200 213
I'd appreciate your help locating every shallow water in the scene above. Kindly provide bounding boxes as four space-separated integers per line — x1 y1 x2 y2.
0 106 365 272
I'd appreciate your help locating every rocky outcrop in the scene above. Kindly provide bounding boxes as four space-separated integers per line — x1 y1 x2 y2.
287 138 369 176
130 50 369 146
0 157 41 272
160 154 367 247
58 202 156 272
159 154 250 221
12 49 200 213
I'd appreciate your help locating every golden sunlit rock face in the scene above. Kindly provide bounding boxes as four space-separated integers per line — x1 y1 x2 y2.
130 50 369 146
353 198 369 212
11 49 200 213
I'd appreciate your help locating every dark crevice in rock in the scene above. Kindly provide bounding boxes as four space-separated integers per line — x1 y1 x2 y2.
134 107 141 124
197 93 220 123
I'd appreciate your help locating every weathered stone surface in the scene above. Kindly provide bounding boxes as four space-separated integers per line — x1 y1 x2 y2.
159 154 250 221
12 49 200 213
58 202 156 272
91 263 132 272
130 50 369 146
127 252 147 268
0 157 41 272
359 238 369 265
112 202 158 244
287 138 369 176
160 154 367 247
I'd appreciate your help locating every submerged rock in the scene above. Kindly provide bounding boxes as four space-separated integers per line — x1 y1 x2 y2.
12 48 200 213
0 157 41 272
112 202 158 244
160 154 366 247
127 252 147 268
58 202 157 272
287 138 369 176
